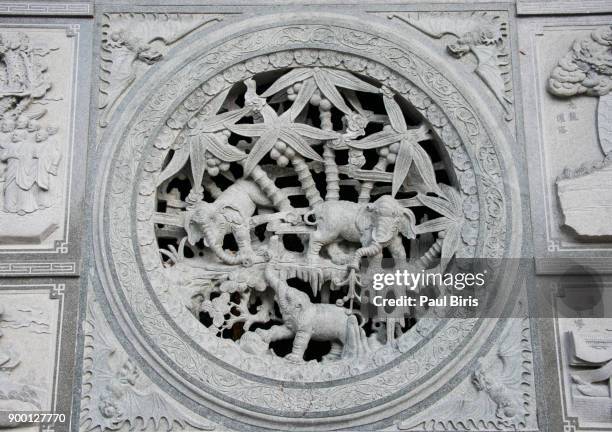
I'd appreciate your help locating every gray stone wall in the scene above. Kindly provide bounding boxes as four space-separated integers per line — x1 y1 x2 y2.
0 1 610 431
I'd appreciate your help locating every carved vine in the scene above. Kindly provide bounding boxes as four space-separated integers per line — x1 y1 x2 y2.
100 22 511 416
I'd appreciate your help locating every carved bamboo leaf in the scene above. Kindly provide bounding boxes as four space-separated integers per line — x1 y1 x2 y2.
289 77 317 121
417 193 457 220
313 70 352 114
349 129 398 149
291 123 339 140
392 139 414 197
189 136 209 194
201 134 246 162
411 144 440 194
226 123 268 137
157 145 190 186
323 69 379 93
243 129 280 175
344 89 368 117
383 95 408 133
279 130 323 162
439 183 463 214
260 68 314 97
415 216 455 235
198 107 250 132
440 224 461 270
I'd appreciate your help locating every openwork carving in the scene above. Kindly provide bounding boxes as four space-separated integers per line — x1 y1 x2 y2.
155 61 471 365
95 17 523 429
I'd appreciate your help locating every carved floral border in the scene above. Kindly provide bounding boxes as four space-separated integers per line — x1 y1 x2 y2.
93 16 522 428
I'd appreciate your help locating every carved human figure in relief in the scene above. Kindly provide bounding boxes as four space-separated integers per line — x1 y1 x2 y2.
0 118 61 214
0 31 52 112
0 30 60 216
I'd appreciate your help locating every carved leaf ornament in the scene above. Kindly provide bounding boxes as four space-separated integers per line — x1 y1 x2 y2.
97 22 519 428
154 63 471 365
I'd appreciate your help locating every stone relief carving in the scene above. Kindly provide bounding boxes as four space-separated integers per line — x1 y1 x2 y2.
548 24 612 238
388 12 513 120
95 17 523 428
80 289 215 432
0 115 61 215
398 315 535 431
0 31 61 217
0 28 72 250
0 297 54 428
154 63 468 367
557 318 612 428
99 13 224 128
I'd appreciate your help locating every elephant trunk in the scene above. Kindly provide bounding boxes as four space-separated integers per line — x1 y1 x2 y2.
264 265 289 312
202 223 242 265
371 216 395 244
350 242 383 269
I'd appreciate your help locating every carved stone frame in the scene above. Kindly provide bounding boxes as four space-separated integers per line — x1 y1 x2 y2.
0 279 79 432
518 16 612 275
90 10 530 430
0 19 93 277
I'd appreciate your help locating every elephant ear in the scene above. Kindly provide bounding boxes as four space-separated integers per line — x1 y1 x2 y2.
184 209 205 246
399 208 417 239
355 205 373 234
220 204 245 225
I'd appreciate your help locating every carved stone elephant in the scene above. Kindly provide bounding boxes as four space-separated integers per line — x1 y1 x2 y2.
184 179 274 266
305 195 417 267
256 265 367 362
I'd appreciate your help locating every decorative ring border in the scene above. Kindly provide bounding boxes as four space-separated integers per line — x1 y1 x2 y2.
94 13 520 428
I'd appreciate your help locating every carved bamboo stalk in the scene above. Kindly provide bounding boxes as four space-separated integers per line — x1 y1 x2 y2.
419 235 444 269
247 165 292 211
292 155 323 206
320 106 340 201
358 157 389 203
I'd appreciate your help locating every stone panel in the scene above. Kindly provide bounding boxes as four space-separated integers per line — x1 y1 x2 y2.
82 4 539 431
548 274 612 431
0 279 79 432
0 20 92 276
518 16 612 274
